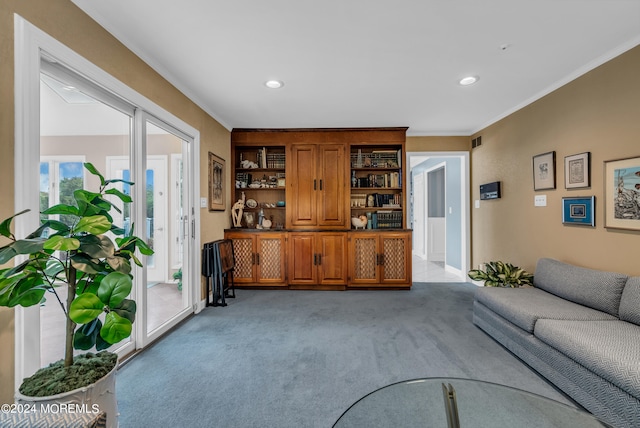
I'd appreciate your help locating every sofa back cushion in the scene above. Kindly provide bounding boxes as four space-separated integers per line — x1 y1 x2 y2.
534 258 628 316
619 276 640 325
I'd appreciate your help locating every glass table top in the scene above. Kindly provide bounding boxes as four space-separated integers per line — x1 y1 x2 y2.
333 378 613 428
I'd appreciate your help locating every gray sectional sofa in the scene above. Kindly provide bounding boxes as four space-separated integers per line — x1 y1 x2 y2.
473 258 640 428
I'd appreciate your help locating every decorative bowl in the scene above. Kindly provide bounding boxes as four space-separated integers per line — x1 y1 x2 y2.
276 201 285 207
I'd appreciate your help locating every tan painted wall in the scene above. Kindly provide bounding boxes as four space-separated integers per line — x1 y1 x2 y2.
406 136 470 152
471 45 640 276
0 0 230 402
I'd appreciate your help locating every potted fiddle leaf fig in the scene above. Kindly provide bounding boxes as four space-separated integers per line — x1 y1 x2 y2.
468 261 534 288
0 163 152 426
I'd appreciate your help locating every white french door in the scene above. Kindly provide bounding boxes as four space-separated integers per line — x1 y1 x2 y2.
14 16 201 386
106 156 169 284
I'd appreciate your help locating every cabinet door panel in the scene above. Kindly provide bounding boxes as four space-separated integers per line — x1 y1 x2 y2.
317 144 346 226
318 233 347 284
381 233 411 284
349 235 379 285
288 233 317 284
288 145 317 226
229 236 255 283
257 235 286 284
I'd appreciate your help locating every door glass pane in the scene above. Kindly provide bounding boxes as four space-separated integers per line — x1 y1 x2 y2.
39 162 50 225
145 121 188 333
39 73 132 366
146 169 155 269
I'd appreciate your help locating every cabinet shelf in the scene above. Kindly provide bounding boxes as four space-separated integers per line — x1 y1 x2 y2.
236 187 285 191
350 187 401 191
236 168 285 172
351 167 401 172
244 207 286 211
351 206 402 210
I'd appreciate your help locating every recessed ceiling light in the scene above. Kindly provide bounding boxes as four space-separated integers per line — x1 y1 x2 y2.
459 76 479 86
265 80 284 89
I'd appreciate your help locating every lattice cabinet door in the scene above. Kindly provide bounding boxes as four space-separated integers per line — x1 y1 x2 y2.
256 234 287 285
348 233 380 285
226 234 256 284
380 232 411 284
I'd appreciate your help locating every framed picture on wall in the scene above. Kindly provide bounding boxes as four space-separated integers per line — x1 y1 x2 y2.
562 196 595 227
604 155 640 230
564 152 590 189
533 151 556 191
208 152 225 211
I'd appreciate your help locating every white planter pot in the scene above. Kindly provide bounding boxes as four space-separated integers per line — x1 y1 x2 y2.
15 363 118 428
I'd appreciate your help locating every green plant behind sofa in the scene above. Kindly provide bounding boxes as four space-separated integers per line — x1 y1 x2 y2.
468 261 533 287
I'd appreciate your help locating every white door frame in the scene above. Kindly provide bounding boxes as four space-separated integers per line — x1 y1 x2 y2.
412 172 425 259
406 151 470 278
14 15 201 387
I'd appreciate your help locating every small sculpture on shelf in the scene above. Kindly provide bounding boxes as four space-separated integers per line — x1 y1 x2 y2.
256 207 265 229
232 192 246 228
351 215 368 229
241 159 259 169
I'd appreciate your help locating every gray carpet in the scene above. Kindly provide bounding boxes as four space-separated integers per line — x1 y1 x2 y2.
116 282 575 427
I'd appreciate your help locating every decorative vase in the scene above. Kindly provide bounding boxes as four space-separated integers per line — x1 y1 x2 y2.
15 363 118 428
351 171 358 188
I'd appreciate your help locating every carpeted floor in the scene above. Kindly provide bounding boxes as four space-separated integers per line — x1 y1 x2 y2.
116 282 575 427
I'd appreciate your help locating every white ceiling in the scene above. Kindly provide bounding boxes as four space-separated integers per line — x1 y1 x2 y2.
70 0 640 136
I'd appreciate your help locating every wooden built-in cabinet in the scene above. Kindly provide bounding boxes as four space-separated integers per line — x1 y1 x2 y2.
349 144 405 230
232 143 286 229
228 128 411 289
288 232 348 287
224 231 287 287
287 144 348 228
348 231 412 287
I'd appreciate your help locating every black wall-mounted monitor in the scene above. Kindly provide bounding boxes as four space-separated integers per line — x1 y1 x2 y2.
480 181 501 200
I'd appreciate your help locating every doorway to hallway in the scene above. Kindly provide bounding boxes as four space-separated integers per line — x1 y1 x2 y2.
408 152 469 282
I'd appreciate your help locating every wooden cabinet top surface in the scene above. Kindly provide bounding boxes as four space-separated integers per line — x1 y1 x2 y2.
232 127 407 145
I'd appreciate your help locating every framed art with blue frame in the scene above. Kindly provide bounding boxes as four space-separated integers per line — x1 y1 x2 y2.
562 196 595 227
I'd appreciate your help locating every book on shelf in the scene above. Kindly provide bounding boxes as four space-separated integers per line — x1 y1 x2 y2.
236 172 251 187
375 210 403 229
372 193 402 208
354 173 401 188
254 147 285 169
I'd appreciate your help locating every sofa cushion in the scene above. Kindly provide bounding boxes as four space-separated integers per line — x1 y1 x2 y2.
619 277 640 326
474 287 616 333
533 258 628 316
535 319 640 399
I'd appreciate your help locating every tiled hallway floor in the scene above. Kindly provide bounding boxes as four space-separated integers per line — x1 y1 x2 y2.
412 255 466 282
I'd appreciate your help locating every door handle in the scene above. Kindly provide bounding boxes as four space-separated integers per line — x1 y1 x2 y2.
319 179 323 190
318 254 322 265
314 179 317 190
313 254 317 265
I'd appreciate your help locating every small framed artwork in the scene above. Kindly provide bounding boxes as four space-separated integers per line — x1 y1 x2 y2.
533 151 556 191
562 196 595 227
208 152 225 211
564 152 590 189
277 177 286 188
604 155 640 230
243 212 255 228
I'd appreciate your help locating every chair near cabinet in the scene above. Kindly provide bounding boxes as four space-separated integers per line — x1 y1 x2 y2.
202 239 237 307
217 239 237 305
